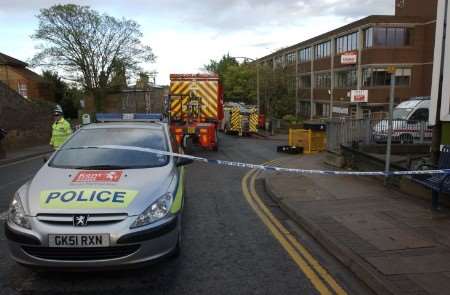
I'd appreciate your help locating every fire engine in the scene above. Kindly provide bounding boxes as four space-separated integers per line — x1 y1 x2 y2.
221 102 258 136
169 74 224 151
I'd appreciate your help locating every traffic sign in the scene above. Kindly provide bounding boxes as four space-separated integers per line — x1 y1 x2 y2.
350 90 368 103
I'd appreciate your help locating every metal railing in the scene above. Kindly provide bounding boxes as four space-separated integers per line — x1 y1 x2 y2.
327 117 431 152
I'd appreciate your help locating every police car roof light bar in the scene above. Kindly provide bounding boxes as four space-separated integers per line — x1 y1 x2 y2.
96 113 163 122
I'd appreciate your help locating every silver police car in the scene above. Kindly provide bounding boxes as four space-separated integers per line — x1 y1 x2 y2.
5 116 192 269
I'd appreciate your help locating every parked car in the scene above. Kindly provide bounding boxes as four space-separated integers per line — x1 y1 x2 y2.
373 97 432 144
5 115 192 270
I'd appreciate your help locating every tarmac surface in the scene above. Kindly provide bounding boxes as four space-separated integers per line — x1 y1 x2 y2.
0 134 371 295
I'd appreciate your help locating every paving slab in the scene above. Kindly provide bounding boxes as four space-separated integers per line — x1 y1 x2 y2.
263 153 450 295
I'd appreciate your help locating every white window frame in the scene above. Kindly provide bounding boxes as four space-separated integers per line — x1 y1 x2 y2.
17 82 28 98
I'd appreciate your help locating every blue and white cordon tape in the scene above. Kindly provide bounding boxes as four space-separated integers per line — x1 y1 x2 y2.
72 145 450 177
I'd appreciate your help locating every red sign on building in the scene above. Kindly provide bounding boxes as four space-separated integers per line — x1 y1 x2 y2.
341 52 358 65
73 171 123 183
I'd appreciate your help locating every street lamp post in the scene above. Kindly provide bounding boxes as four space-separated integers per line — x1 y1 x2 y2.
385 67 396 186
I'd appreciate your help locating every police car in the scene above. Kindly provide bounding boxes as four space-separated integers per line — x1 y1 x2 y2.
5 113 192 269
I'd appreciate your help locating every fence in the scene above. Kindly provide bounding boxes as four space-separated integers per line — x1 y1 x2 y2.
327 117 431 152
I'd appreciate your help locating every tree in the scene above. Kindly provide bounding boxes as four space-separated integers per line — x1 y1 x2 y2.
109 59 128 91
204 54 238 80
31 4 155 110
204 55 256 103
42 70 66 103
259 64 296 119
136 72 150 89
41 70 83 119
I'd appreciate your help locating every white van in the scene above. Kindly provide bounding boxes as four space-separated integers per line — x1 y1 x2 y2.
373 97 432 144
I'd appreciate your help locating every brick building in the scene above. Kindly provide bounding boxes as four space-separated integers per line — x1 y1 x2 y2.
256 0 438 118
0 52 52 101
83 85 169 114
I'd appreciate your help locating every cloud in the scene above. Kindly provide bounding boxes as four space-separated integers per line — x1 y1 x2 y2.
0 0 393 31
0 0 395 84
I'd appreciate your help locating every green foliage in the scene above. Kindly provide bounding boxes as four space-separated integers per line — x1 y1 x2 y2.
41 71 83 119
136 72 150 89
258 65 297 118
204 54 256 104
109 60 128 91
204 54 239 80
205 55 297 118
42 70 66 103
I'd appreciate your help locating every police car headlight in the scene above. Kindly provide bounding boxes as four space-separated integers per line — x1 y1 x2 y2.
8 193 31 229
130 193 173 229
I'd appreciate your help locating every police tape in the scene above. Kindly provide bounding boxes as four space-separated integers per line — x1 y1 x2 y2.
71 145 450 177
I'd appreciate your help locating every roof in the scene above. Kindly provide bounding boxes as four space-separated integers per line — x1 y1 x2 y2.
0 52 28 67
258 14 428 61
83 122 166 131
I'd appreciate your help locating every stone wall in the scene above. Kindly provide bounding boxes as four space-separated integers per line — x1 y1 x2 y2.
0 81 53 151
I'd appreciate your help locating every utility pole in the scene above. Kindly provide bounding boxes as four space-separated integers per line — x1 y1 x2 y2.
385 67 396 185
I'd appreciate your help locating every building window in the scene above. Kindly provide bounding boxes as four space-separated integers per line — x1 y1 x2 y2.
298 47 312 63
363 67 412 87
286 52 296 65
364 27 373 48
315 72 331 89
315 41 331 59
288 78 297 92
299 75 311 89
336 32 359 54
365 27 412 48
395 68 412 86
335 70 357 89
17 82 28 98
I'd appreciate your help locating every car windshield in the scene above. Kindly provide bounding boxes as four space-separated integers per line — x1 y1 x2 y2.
49 127 169 169
393 108 413 120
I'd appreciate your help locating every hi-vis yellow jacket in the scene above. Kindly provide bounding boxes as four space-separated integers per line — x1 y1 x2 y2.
50 118 72 149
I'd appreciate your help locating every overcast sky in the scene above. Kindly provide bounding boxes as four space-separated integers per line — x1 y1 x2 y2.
0 0 393 85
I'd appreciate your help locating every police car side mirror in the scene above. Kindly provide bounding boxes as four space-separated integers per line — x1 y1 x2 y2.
176 158 194 166
43 156 48 164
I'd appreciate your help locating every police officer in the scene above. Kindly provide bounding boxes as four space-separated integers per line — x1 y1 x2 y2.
50 105 72 150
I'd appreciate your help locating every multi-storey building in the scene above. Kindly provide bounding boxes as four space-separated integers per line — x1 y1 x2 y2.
257 0 438 118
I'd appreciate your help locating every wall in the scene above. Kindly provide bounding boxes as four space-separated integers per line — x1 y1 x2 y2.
82 86 169 114
0 81 53 151
0 65 52 102
395 0 438 20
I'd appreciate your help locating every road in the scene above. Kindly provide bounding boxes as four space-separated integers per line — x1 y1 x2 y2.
0 135 372 295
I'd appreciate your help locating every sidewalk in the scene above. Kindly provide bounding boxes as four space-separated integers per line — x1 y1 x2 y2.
253 130 288 141
263 154 450 295
0 145 52 166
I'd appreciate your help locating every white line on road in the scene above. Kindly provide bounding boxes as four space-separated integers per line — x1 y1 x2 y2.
0 211 8 221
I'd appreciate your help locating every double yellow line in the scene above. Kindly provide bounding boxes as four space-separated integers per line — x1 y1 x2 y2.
241 159 348 295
